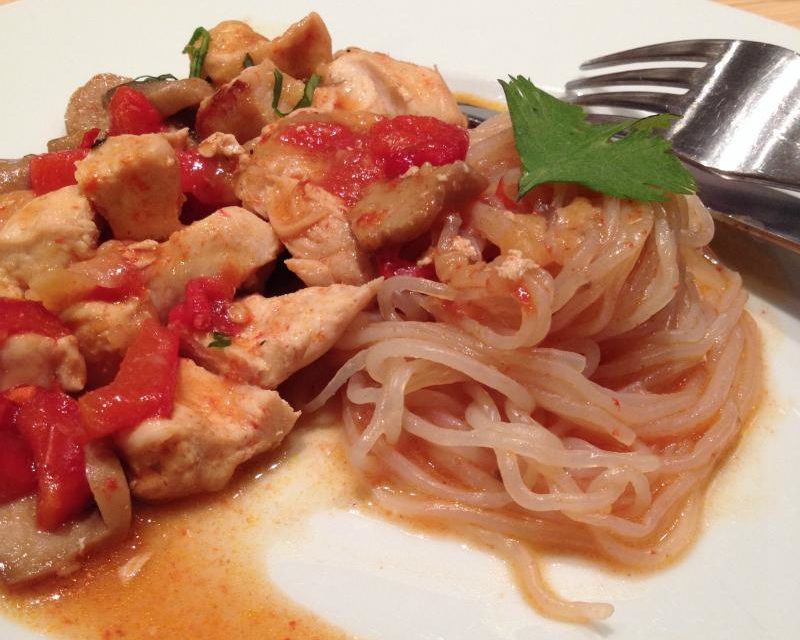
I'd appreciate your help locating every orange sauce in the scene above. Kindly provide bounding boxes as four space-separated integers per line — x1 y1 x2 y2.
0 406 356 640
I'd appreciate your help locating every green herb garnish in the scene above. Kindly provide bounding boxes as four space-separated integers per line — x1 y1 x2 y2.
208 331 232 348
102 74 178 107
243 53 255 68
272 69 322 118
182 27 211 78
499 75 696 202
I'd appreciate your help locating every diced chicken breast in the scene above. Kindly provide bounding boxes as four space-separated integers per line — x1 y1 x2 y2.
0 334 86 392
60 297 158 387
201 20 273 86
116 359 299 501
0 186 98 291
75 134 184 241
195 60 305 143
348 161 488 251
265 12 332 79
182 280 380 389
144 206 282 317
313 49 466 126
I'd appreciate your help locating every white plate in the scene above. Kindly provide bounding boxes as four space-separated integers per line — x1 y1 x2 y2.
1 1 799 638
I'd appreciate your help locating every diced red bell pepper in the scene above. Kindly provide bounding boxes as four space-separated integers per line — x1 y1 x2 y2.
79 127 103 149
107 86 164 137
167 276 240 335
29 148 89 195
78 319 179 441
0 298 71 343
367 115 469 179
0 396 37 505
177 151 239 207
8 386 91 530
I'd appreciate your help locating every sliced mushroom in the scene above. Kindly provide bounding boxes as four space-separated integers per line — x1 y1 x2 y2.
122 77 214 118
347 161 488 251
65 73 129 135
0 158 31 193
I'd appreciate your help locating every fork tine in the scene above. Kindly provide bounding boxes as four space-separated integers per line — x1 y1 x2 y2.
581 39 729 69
570 91 685 115
566 67 699 92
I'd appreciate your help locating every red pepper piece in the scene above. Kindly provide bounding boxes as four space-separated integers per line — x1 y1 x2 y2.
79 127 103 149
0 396 37 505
0 298 71 343
9 386 91 530
78 319 179 442
167 276 240 335
29 148 90 195
368 115 469 179
278 120 359 152
107 86 164 137
177 151 239 207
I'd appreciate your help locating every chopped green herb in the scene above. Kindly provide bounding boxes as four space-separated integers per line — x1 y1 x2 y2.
182 27 211 78
272 69 322 118
208 331 232 348
243 53 255 68
499 75 696 202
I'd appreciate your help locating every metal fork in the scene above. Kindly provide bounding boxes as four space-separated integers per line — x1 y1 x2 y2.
565 40 800 192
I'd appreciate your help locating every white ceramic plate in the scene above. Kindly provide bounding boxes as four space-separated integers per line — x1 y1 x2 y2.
1 1 799 638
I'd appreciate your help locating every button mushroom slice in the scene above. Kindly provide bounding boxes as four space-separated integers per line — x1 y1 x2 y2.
75 133 184 241
0 185 98 291
201 20 274 86
143 206 282 318
122 77 214 118
313 48 466 126
0 159 31 194
115 359 300 501
195 59 305 143
64 72 129 136
347 161 488 252
265 12 333 80
0 442 131 586
0 334 86 393
180 279 380 390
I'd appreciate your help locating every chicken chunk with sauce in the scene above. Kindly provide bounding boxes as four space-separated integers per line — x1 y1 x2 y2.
0 186 98 292
313 48 465 126
116 359 299 501
75 134 184 241
0 333 86 393
181 280 381 390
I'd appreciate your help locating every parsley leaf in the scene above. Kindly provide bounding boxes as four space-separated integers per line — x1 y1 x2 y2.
208 331 232 349
499 75 696 202
182 27 211 78
272 69 322 118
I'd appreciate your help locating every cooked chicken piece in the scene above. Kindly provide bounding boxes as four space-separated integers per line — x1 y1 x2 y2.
0 269 23 299
64 73 129 136
201 20 273 86
0 334 85 392
313 48 466 126
0 190 34 228
0 186 98 291
236 111 379 286
348 161 488 251
60 297 158 387
195 59 305 142
182 280 380 389
75 134 184 241
116 359 299 501
0 160 31 194
198 132 245 158
144 206 281 317
265 12 332 79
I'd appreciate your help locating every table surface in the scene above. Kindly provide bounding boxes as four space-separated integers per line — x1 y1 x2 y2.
0 0 799 27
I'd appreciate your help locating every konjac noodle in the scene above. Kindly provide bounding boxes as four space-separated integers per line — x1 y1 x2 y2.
307 113 761 622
